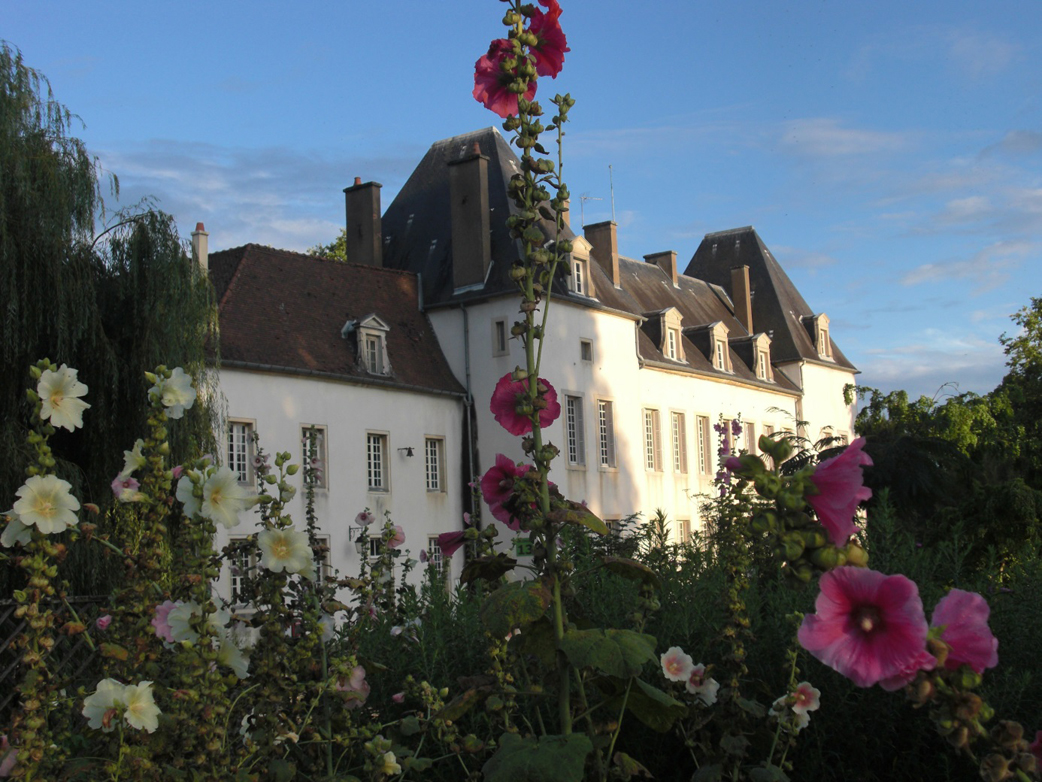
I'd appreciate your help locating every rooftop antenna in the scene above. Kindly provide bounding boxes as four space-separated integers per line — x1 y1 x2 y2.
609 164 616 223
579 193 602 227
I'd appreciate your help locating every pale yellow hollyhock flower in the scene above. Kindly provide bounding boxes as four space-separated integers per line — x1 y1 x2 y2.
258 527 313 576
149 367 197 419
82 678 126 732
379 752 401 776
12 475 80 534
37 364 90 431
1 514 33 548
122 681 161 733
119 439 147 478
202 466 260 529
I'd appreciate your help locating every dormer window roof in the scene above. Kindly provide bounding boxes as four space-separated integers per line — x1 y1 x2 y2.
344 313 392 375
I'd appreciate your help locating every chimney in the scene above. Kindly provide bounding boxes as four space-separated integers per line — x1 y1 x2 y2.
645 250 678 287
343 178 383 266
448 142 491 289
191 222 209 273
731 265 753 334
561 198 570 228
584 220 620 287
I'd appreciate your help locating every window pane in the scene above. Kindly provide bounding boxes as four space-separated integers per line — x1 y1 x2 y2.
228 422 253 484
425 438 442 491
598 400 615 467
367 434 386 490
672 412 687 473
566 396 585 466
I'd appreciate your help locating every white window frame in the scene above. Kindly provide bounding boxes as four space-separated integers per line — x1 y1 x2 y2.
677 518 691 544
492 318 509 357
757 350 768 379
572 257 587 295
671 411 687 474
667 328 678 360
425 437 445 492
743 422 756 456
366 432 389 492
597 400 616 469
357 315 391 376
644 409 662 471
565 395 586 467
715 340 726 370
227 420 256 486
696 415 711 476
301 424 327 490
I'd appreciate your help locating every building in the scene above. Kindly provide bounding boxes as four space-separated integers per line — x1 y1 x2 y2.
207 125 858 581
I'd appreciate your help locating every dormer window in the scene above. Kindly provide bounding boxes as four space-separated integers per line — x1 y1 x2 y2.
667 328 678 360
757 350 768 379
566 236 595 298
812 313 832 360
659 308 685 363
343 313 392 376
364 334 383 373
571 257 588 295
715 340 726 370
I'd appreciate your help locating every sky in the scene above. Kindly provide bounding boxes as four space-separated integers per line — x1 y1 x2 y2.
6 1 1042 400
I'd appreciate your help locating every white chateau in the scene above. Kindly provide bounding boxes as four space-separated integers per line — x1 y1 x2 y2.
203 127 858 587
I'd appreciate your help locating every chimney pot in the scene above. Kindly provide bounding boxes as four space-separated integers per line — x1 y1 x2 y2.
354 176 362 186
191 222 209 274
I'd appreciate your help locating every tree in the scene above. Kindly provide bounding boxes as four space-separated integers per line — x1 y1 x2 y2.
307 228 348 261
0 43 217 593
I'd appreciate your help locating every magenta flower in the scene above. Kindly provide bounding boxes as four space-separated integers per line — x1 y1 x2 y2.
392 692 405 704
473 39 537 118
806 437 873 547
151 600 179 643
490 373 561 436
930 589 998 673
790 682 821 715
1030 731 1042 768
436 530 467 559
96 615 112 631
388 525 406 549
480 454 531 531
336 666 370 710
798 567 934 690
529 0 569 78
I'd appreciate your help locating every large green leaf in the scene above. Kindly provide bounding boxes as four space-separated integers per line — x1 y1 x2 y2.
461 553 518 585
548 501 608 535
601 556 662 589
558 628 656 678
480 579 553 638
482 733 593 782
607 677 687 733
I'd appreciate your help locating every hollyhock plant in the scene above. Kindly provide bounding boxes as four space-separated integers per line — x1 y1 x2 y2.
798 566 934 690
202 466 260 529
436 530 467 558
149 366 197 419
790 681 821 715
481 454 531 509
529 0 569 78
473 39 537 118
82 678 127 732
1031 731 1042 767
121 681 160 733
806 436 873 547
686 664 720 706
37 364 90 431
258 526 314 577
930 589 998 673
355 510 375 526
10 474 80 534
336 665 371 710
0 734 14 777
96 615 112 631
119 439 146 478
490 373 561 436
176 472 202 518
152 600 180 643
388 525 406 549
660 646 695 682
0 516 32 549
110 475 141 501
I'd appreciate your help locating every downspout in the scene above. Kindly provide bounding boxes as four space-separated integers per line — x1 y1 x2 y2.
459 303 478 529
634 316 647 367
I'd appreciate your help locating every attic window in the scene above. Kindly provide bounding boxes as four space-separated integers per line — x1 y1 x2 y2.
354 314 392 376
364 335 383 374
571 257 588 296
666 328 679 360
715 340 726 370
757 350 768 380
818 327 831 359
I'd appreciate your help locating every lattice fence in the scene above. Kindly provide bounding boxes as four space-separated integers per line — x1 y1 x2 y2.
0 596 107 727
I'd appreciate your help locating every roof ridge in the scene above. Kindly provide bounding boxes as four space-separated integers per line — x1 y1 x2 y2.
212 243 419 279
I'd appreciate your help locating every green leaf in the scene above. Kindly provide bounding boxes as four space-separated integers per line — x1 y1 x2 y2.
270 758 296 781
518 616 557 667
480 579 552 638
692 765 723 782
735 696 767 719
435 686 493 722
601 556 663 589
460 553 517 585
720 732 750 757
99 642 129 661
399 715 422 736
482 733 593 782
612 752 654 779
749 765 790 782
558 628 656 678
548 501 608 535
610 677 687 733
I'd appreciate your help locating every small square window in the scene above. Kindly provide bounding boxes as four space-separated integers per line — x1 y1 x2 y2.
580 339 593 362
427 535 451 585
228 421 256 486
677 519 691 544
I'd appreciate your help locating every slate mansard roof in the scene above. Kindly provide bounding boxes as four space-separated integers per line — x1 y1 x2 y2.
210 244 464 397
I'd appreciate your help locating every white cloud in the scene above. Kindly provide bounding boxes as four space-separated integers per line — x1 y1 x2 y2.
900 240 1033 290
944 29 1019 80
778 118 910 158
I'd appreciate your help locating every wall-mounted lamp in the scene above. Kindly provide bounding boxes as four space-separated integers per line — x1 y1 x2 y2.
397 447 414 457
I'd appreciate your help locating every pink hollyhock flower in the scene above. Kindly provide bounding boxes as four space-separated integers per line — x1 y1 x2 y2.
529 0 569 78
1030 731 1042 767
806 437 873 547
110 475 140 500
473 39 537 118
437 530 467 558
490 373 561 436
388 525 406 549
481 454 531 509
392 692 405 704
0 735 15 777
355 511 375 526
724 456 742 472
151 600 180 643
930 589 998 673
96 615 112 631
171 465 184 480
336 665 370 710
686 664 720 705
798 567 934 690
660 646 695 682
791 681 821 715
419 549 428 564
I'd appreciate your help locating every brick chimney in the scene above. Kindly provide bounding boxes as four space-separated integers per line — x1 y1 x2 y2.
343 178 383 266
731 265 753 334
561 198 570 228
584 220 620 287
191 222 208 273
645 250 678 287
448 142 491 290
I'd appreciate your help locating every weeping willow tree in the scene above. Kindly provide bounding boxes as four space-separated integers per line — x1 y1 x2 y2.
0 42 218 594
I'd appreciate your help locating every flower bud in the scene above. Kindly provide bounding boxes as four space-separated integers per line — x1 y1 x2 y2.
979 754 1011 782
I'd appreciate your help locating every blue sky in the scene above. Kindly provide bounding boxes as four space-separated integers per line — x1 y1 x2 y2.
7 1 1041 399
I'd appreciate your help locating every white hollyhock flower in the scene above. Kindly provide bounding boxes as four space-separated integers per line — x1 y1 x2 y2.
201 467 259 529
12 475 79 534
120 439 147 478
176 473 202 518
216 630 251 679
37 364 90 431
258 527 313 576
166 601 202 644
150 367 197 419
122 681 160 733
1 515 33 548
83 679 126 732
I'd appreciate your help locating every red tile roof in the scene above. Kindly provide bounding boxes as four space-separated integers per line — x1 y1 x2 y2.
211 244 464 397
